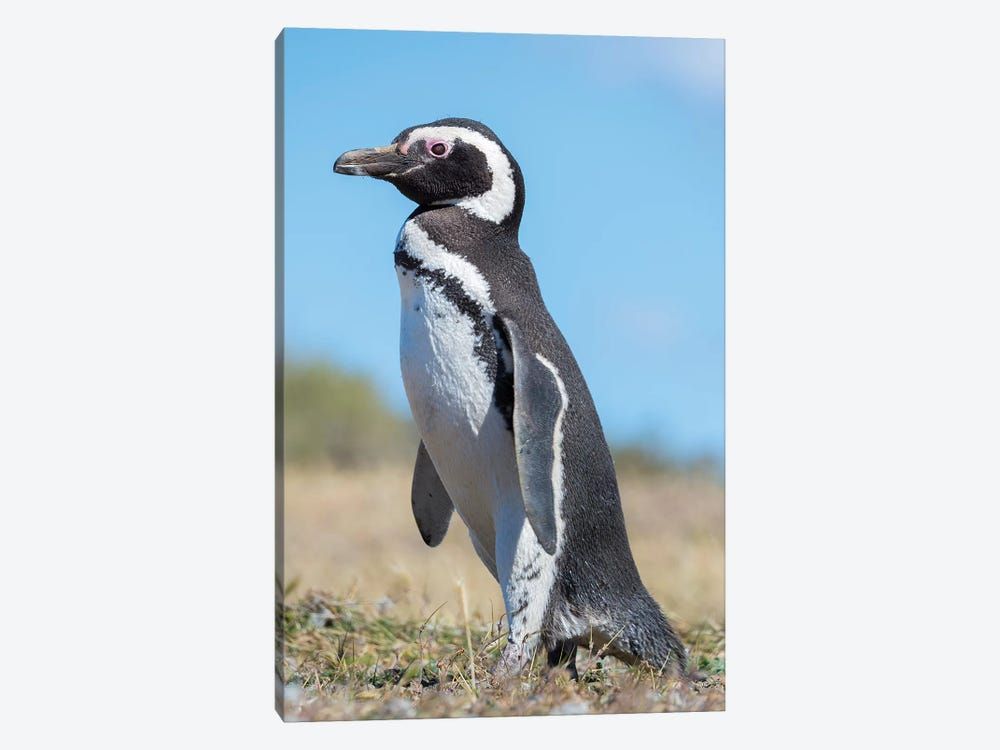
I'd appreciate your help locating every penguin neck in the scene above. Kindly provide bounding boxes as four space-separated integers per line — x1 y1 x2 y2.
416 160 525 238
410 202 521 243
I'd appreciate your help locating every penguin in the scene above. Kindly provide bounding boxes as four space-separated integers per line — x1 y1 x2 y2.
334 118 686 678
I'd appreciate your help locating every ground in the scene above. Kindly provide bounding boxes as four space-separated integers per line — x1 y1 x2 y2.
279 466 724 720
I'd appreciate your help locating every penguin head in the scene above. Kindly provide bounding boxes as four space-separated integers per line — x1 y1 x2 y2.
335 118 524 226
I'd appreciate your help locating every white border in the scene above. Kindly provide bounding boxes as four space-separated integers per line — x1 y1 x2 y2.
3 2 999 749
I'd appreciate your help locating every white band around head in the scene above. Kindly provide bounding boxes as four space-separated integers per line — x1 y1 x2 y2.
402 126 517 224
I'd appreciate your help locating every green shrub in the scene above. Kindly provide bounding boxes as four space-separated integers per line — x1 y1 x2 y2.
282 360 416 467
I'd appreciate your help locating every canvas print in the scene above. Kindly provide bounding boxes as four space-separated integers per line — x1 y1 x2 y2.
276 28 724 720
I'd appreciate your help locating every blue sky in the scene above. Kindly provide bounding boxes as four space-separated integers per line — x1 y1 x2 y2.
281 29 724 461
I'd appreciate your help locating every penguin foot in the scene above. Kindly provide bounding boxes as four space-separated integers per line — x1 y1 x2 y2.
492 641 533 679
546 640 580 681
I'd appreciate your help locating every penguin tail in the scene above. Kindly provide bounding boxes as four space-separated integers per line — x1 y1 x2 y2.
598 591 688 675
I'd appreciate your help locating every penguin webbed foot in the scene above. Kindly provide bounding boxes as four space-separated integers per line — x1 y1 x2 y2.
492 640 533 680
491 639 580 683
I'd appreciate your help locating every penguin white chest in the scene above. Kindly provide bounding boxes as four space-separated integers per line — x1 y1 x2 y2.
393 223 518 566
396 268 494 438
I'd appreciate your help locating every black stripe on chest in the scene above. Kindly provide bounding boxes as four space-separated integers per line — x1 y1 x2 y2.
492 317 515 431
395 249 515 432
394 248 496 375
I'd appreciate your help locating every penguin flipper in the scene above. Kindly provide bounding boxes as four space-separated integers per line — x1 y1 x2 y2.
503 317 563 555
411 441 454 547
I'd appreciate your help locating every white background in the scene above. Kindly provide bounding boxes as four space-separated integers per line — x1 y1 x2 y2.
2 1 998 747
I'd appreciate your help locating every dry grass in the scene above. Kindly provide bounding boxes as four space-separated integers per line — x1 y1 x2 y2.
279 592 724 720
279 465 724 719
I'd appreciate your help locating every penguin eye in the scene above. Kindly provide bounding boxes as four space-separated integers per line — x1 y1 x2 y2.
427 141 449 158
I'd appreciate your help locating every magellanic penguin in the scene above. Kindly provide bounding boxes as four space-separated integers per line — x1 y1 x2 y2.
334 118 687 678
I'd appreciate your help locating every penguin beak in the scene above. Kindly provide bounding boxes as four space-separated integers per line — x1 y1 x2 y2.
334 145 412 178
